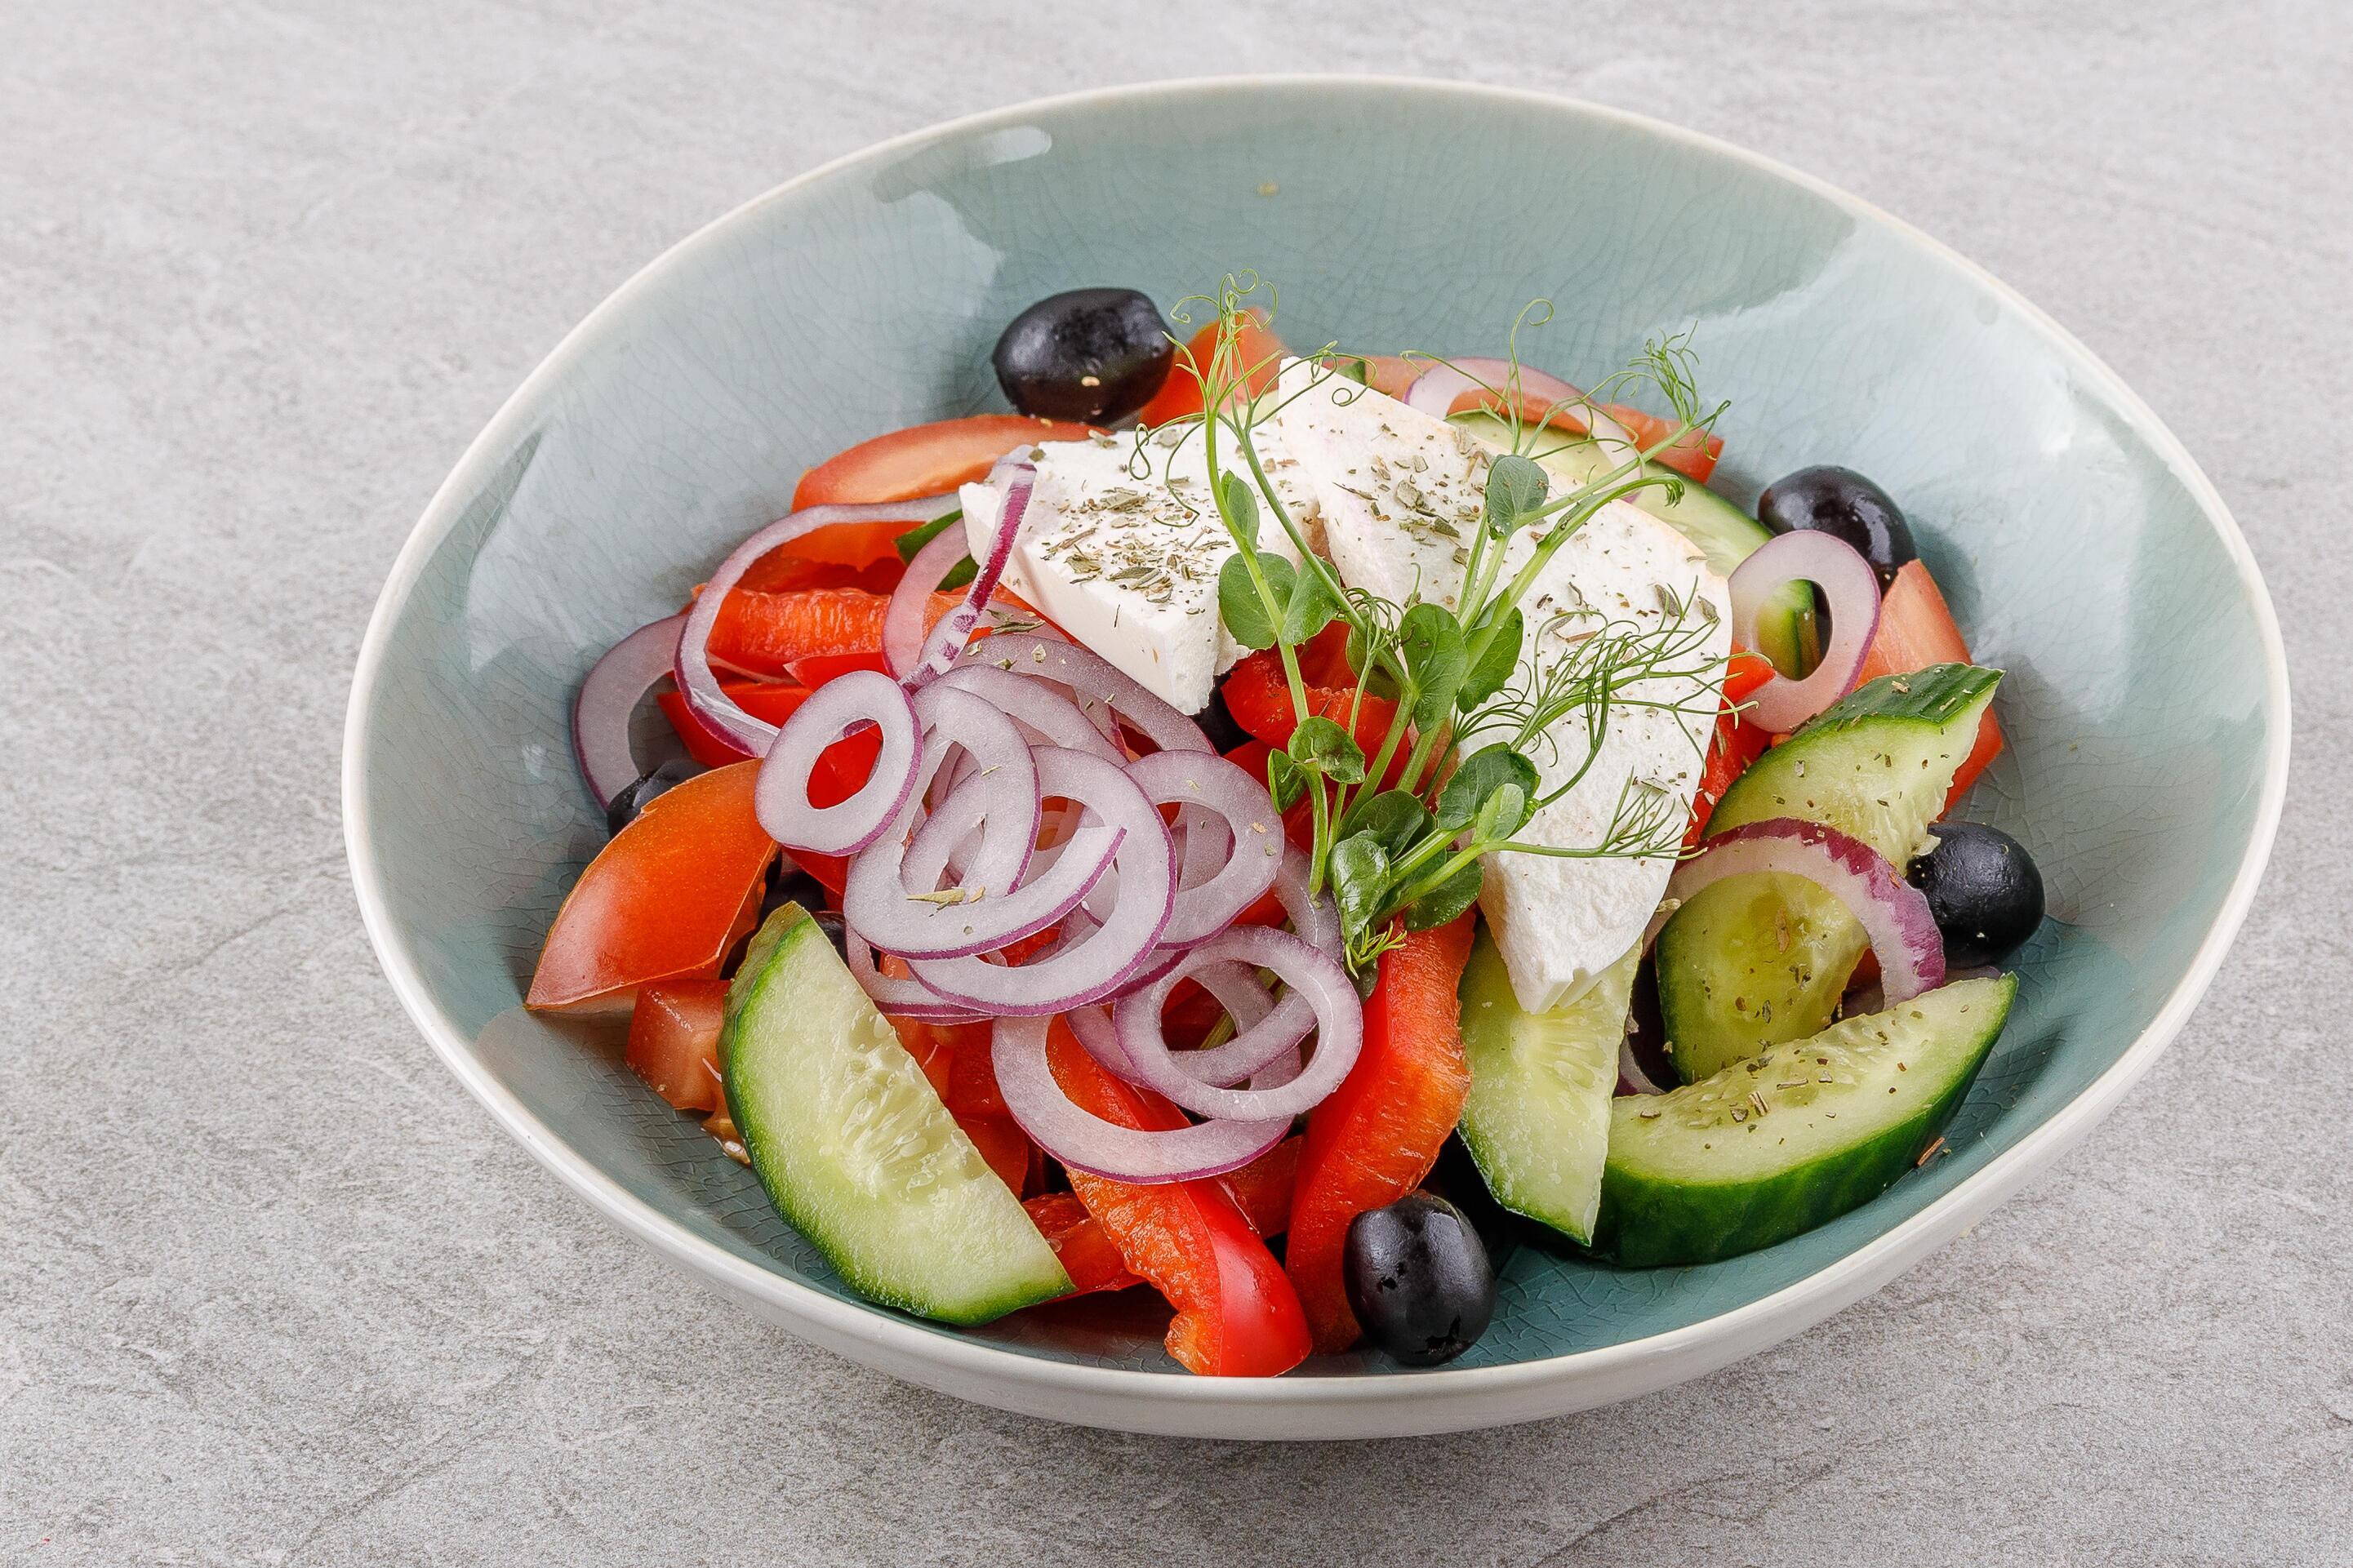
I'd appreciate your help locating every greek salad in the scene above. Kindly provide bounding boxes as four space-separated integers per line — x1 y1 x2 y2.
529 278 2044 1374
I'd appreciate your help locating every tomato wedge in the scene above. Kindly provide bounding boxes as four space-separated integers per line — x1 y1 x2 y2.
1286 913 1476 1353
1218 649 1403 785
1853 560 2005 808
527 761 776 1015
1023 1193 1143 1297
656 683 808 768
625 979 729 1113
1046 1021 1310 1376
1684 650 1778 847
1137 311 1287 426
956 1113 1036 1197
790 413 1096 553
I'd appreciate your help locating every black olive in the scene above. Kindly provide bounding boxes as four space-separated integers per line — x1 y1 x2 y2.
1343 1192 1496 1366
1758 465 1919 590
761 860 833 927
1907 822 2045 967
993 288 1174 423
604 758 701 837
1190 683 1251 753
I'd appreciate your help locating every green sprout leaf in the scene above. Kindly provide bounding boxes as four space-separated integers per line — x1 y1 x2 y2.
1346 789 1432 860
1328 834 1390 942
1265 748 1307 810
893 509 975 588
1457 606 1523 710
1436 744 1541 832
1219 470 1261 549
1279 558 1341 646
1287 714 1367 785
1483 453 1548 540
1218 553 1279 650
1398 602 1467 728
1472 780 1531 843
1403 859 1484 931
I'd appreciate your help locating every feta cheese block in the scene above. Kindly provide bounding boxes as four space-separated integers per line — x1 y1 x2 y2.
960 425 1320 714
1273 371 1729 1012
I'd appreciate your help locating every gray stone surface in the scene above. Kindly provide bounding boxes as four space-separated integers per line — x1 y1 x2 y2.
3 1 2346 1561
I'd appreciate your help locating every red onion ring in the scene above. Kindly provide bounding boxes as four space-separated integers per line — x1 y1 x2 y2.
1119 749 1286 946
1068 959 1305 1087
954 633 1210 756
991 1015 1290 1184
883 522 972 680
572 614 685 808
905 748 1176 1014
1272 843 1343 959
843 929 988 1023
674 497 954 755
936 664 1123 760
753 669 922 856
1668 818 1946 1005
1730 531 1881 731
1105 926 1362 1121
905 460 1035 686
1617 1034 1666 1097
1403 355 1641 456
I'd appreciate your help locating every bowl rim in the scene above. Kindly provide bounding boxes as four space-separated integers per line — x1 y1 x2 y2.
342 73 2290 1429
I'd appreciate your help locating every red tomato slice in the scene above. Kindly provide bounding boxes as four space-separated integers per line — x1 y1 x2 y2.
1853 560 2005 808
527 761 776 1015
1047 1022 1311 1377
1023 1193 1143 1296
625 979 730 1113
789 414 1096 570
1286 914 1475 1353
955 1113 1035 1197
1137 312 1287 426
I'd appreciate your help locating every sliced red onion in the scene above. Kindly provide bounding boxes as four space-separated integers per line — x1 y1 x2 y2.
905 748 1176 1014
753 669 921 856
1617 1034 1666 1097
902 682 1040 896
573 614 685 808
905 461 1034 686
883 522 972 680
1272 842 1342 958
991 1015 1289 1184
953 633 1210 756
674 497 954 755
936 664 1123 760
1668 818 1946 1006
846 775 1119 961
843 930 988 1024
1066 957 1305 1089
1403 355 1640 456
1105 926 1362 1121
1843 963 1999 1019
1730 531 1881 731
1120 749 1286 946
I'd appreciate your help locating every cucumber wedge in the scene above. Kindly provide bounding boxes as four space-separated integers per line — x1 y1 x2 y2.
1590 974 2014 1267
1457 930 1638 1246
1452 411 1818 675
1657 664 1999 1082
723 904 1070 1323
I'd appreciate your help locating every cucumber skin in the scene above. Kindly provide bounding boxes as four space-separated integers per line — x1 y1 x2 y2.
1590 976 2014 1268
1658 664 2002 1082
723 905 1070 1325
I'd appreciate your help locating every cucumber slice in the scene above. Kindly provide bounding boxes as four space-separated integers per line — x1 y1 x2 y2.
1657 664 1999 1082
1457 930 1638 1246
1590 974 2014 1267
722 904 1070 1323
1451 411 1818 675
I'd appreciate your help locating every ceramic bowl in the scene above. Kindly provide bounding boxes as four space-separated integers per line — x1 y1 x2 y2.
344 77 2288 1439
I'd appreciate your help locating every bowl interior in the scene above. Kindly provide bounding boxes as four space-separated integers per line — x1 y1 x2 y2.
349 80 2280 1379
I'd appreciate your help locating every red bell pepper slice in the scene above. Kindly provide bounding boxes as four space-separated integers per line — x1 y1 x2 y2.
625 979 730 1113
1218 650 1404 787
1286 913 1475 1353
1046 1021 1310 1376
784 649 892 687
1219 1135 1302 1240
1137 311 1287 426
656 683 809 768
1023 1193 1143 1297
1373 360 1724 483
1853 559 2005 808
1684 650 1779 847
956 1113 1035 1197
526 761 776 1015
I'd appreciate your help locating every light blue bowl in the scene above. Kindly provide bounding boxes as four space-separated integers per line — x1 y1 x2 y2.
343 78 2288 1438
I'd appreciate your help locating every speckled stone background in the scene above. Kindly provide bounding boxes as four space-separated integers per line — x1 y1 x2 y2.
4 2 2345 1562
